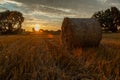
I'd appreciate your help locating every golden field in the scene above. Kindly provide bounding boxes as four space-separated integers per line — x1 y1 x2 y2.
0 33 119 80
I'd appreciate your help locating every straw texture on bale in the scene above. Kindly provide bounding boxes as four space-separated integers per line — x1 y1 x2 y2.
61 17 102 49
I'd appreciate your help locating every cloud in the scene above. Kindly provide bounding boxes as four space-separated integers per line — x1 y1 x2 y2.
0 0 4 4
97 0 107 3
12 0 109 18
5 0 22 6
105 0 120 7
0 0 25 11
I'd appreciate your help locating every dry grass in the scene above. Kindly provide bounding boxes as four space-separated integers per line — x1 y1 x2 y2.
0 33 119 80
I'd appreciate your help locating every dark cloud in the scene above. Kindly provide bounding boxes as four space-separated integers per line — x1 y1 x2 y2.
106 0 120 3
11 0 112 18
13 0 102 12
13 0 100 7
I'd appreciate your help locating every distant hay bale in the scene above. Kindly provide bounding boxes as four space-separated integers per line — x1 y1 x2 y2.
61 17 102 49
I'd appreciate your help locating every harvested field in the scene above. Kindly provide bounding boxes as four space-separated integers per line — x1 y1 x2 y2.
0 33 119 80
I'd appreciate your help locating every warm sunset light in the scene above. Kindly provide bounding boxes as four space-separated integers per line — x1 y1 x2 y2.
34 24 40 31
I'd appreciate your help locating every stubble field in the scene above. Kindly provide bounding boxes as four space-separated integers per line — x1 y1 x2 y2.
0 33 119 80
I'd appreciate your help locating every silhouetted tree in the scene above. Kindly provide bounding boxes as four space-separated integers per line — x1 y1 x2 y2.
32 28 35 32
0 10 24 34
92 7 120 32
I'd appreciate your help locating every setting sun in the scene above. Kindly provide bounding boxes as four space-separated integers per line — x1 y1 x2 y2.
34 24 40 31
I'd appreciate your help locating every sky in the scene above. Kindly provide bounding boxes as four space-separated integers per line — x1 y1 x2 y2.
0 0 120 31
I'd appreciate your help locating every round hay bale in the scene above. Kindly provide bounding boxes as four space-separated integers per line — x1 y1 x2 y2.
61 17 102 49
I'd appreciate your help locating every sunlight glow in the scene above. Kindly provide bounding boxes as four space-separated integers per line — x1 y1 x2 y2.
34 24 40 31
